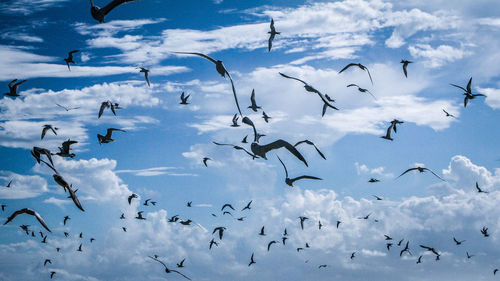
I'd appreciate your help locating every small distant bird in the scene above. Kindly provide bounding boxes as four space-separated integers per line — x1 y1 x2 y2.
148 256 191 280
168 215 179 222
339 63 373 84
176 259 185 268
77 244 82 252
283 228 288 236
397 166 444 181
242 200 252 211
268 18 280 52
180 219 192 226
63 216 70 226
453 237 465 245
336 221 341 228
56 103 80 111
135 211 146 220
400 241 411 257
120 213 125 219
5 180 12 188
236 217 246 221
41 235 47 243
64 232 69 237
79 232 83 238
386 243 393 251
358 213 371 220
221 204 235 211
416 255 422 264
128 193 138 205
56 248 60 252
347 84 376 100
90 0 138 23
267 240 277 251
64 50 79 71
305 243 310 248
41 125 58 140
180 92 190 104
397 239 404 246
282 237 288 245
90 238 95 243
242 135 248 143
139 67 150 87
212 227 226 240
297 248 303 252
231 113 240 127
97 128 125 144
4 208 51 233
475 182 488 193
277 156 321 187
495 269 499 275
299 216 309 230
384 235 393 240
187 201 192 207
248 253 256 266
143 199 151 206
400 60 412 78
259 226 266 236
466 252 474 259
318 221 323 230
209 238 218 249
4 79 27 97
442 109 456 118
50 271 56 279
202 157 210 167
350 252 356 259
262 111 271 123
450 77 485 107
248 89 261 112
368 178 380 183
481 226 489 237
20 225 29 235
1 204 5 211
122 227 127 232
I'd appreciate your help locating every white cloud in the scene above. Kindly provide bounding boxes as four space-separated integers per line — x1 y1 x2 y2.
478 87 500 109
0 0 70 15
408 44 470 67
0 171 47 199
116 166 198 177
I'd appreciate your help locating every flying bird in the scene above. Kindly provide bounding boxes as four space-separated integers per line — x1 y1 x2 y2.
212 227 226 240
336 221 341 228
373 195 383 200
5 180 12 188
56 103 80 111
187 201 192 207
120 213 125 219
294 140 326 160
397 166 445 181
63 216 70 226
231 114 240 127
475 182 488 193
466 252 474 259
242 135 248 143
347 84 376 100
384 235 393 240
299 216 309 230
339 63 373 84
386 243 393 251
148 256 191 280
90 0 138 23
221 204 235 211
97 128 125 144
420 245 439 256
453 237 465 245
400 241 411 257
450 77 485 107
279 72 338 116
248 89 261 112
481 226 489 237
212 141 259 159
251 139 308 166
44 259 52 266
259 226 266 236
176 259 185 268
98 101 120 118
262 111 271 123
203 157 211 167
135 211 146 220
41 125 58 140
267 240 278 251
495 269 499 275
416 255 422 264
442 109 456 118
180 92 190 105
50 272 56 279
4 79 27 97
64 50 79 71
277 155 321 187
268 18 280 52
318 221 323 229
358 213 371 220
242 200 252 211
248 253 255 266
128 193 138 205
4 208 51 233
350 252 356 259
139 67 150 87
209 238 218 249
400 60 412 78
55 139 77 158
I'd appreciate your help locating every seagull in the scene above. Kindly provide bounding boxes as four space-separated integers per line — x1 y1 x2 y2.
299 216 309 230
41 125 58 140
420 245 439 256
453 237 465 245
135 211 146 220
350 252 356 259
358 213 371 220
279 72 338 116
318 264 327 269
90 0 138 23
248 253 256 266
481 226 489 237
384 235 393 240
50 272 56 279
79 232 83 238
283 228 288 236
5 209 52 233
347 84 376 100
251 139 308 166
294 140 326 160
373 195 383 200
231 114 240 127
139 67 150 87
495 269 499 275
318 221 323 229
397 166 445 181
466 252 474 259
339 63 373 85
282 237 288 245
209 238 218 249
173 51 242 116
416 255 422 264
90 238 95 243
128 193 138 205
176 259 185 268
241 200 252 211
98 101 120 118
212 142 259 159
97 128 125 144
369 178 380 183
397 239 404 246
259 226 266 236
475 182 488 193
203 157 211 167
20 225 30 235
143 199 151 206
236 217 246 221
64 50 79 71
400 241 412 257
248 89 261 112
262 111 271 123
54 139 77 158
5 180 12 188
442 109 456 118
267 240 278 251
63 216 70 226
180 92 190 105
179 219 192 226
41 235 47 244
168 215 179 222
212 227 226 240
277 155 322 187
120 213 125 219
268 18 280 52
56 103 80 111
242 135 248 143
450 77 485 107
148 256 191 280
187 201 192 207
400 60 412 78
221 204 235 211
64 232 69 237
336 221 341 228
4 79 27 97
386 243 393 251
122 227 127 232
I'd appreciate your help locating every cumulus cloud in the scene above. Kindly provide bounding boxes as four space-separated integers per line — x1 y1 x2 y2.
0 171 47 199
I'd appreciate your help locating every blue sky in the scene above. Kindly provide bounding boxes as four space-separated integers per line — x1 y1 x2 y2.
1 0 500 280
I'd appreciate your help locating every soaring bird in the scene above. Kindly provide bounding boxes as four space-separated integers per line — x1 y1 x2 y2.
475 182 488 193
381 123 395 141
212 141 259 159
4 208 51 232
50 272 56 279
400 60 412 78
248 89 261 112
44 259 52 266
282 237 288 245
347 84 376 100
148 256 191 280
55 139 77 158
450 77 485 107
481 226 489 237
209 238 218 249
56 103 80 111
138 67 150 87
277 155 321 187
267 240 278 251
143 199 151 206
248 253 256 266
294 140 326 160
98 100 120 118
283 228 288 236
262 111 271 123
384 235 393 240
135 211 146 220
318 221 323 229
176 259 185 268
212 227 226 240
397 166 444 181
242 135 248 143
41 125 58 140
64 50 79 71
5 180 12 188
299 216 309 230
63 216 70 226
279 72 338 116
97 128 125 144
400 241 411 257
466 252 474 259
203 157 211 167
373 195 383 200
221 204 235 211
251 139 308 166
397 239 404 246
128 193 138 205
259 226 266 236
173 52 242 116
41 235 47 244
336 221 341 228
358 213 371 220
268 18 280 52
416 255 422 264
339 63 373 84
442 109 456 118
386 243 393 251
453 237 465 245
318 264 327 269
187 201 192 207
420 245 439 256
4 79 27 97
90 0 138 23
231 114 240 127
168 215 179 223
350 252 356 259
242 200 252 211
180 92 190 105
120 213 125 219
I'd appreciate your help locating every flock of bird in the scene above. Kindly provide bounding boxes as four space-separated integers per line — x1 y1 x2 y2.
0 0 495 279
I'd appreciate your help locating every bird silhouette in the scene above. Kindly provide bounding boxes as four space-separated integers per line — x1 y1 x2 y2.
209 238 218 249
4 79 27 97
386 243 393 251
268 18 280 52
203 157 211 167
350 252 356 259
44 259 52 266
64 50 79 70
358 213 371 220
481 226 489 237
442 109 456 118
248 253 256 266
259 226 266 236
213 141 258 159
251 139 308 166
77 244 82 252
294 140 326 160
90 0 137 23
400 60 412 78
212 227 226 240
98 101 120 118
221 204 235 211
56 103 80 111
135 211 146 220
277 155 321 187
466 252 474 259
475 182 488 193
267 240 278 251
347 84 376 100
242 200 252 211
248 89 262 112
453 237 465 245
148 256 191 280
420 245 439 256
262 111 271 123
180 92 190 105
97 128 125 144
242 135 248 143
63 216 70 226
54 139 77 158
450 77 485 107
299 216 309 230
495 269 499 275
139 67 150 87
373 195 383 200
416 255 422 264
50 272 56 279
231 114 240 127
400 241 411 256
176 258 185 268
41 125 58 140
336 221 341 228
397 166 444 181
128 193 138 205
339 63 373 84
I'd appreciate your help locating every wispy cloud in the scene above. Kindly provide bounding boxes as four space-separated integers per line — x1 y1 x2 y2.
116 166 198 177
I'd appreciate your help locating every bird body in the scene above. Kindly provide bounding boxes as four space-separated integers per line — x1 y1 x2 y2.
98 128 125 144
64 50 79 70
339 63 373 84
41 125 58 140
4 208 51 232
4 79 26 97
268 19 280 52
400 60 412 77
